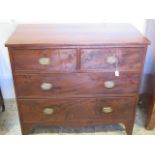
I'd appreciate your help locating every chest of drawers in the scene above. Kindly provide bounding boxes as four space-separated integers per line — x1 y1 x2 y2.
5 24 149 134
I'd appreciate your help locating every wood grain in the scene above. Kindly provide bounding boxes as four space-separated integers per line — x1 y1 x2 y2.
6 23 149 134
11 48 77 72
18 97 136 124
5 24 150 48
14 73 140 98
81 48 145 71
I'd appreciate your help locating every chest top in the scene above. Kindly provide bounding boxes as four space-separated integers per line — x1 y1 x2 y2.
5 23 150 48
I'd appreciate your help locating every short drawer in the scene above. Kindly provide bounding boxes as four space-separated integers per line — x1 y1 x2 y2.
11 49 77 72
15 72 139 98
18 97 136 124
81 48 144 71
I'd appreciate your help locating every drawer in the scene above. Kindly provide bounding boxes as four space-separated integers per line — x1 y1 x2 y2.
11 49 77 72
18 97 136 124
15 73 139 98
81 48 144 71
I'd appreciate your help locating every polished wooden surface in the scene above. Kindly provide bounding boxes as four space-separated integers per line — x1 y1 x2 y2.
19 97 136 124
11 47 145 73
11 49 77 72
15 73 140 98
6 24 149 134
81 48 145 71
5 23 150 48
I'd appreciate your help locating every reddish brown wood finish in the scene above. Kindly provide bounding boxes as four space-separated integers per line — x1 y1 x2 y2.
11 49 77 72
5 24 149 134
14 73 140 98
11 47 145 73
81 48 145 71
18 97 136 124
5 24 149 48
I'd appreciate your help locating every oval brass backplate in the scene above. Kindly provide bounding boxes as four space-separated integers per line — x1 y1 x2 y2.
106 56 118 64
104 81 115 89
102 107 113 113
40 83 53 90
43 108 54 115
39 57 51 65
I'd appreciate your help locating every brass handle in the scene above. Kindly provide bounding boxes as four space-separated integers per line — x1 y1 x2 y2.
104 81 115 89
43 108 54 115
106 56 118 64
102 107 113 113
41 83 53 90
39 57 50 65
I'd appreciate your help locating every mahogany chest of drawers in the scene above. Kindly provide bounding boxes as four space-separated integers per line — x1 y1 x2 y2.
5 24 149 134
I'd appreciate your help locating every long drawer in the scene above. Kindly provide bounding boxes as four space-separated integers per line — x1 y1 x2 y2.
14 72 140 98
18 97 136 125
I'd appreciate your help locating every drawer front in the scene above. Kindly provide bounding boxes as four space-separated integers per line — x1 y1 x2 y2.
96 97 136 120
81 48 144 71
15 73 139 98
11 49 77 72
18 97 136 124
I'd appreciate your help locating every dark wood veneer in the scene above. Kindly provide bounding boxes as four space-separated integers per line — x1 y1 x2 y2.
14 73 140 98
6 24 149 134
11 49 77 72
19 97 136 123
81 48 145 71
6 23 149 47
